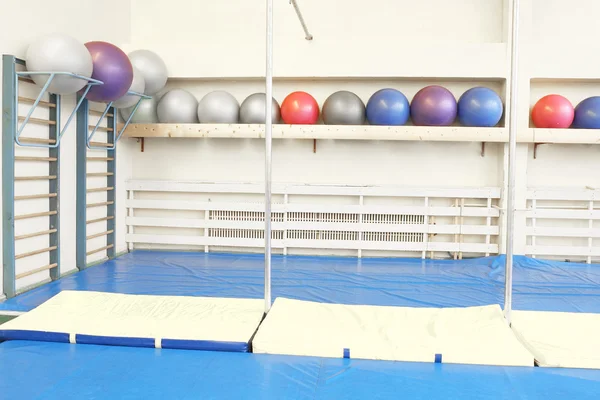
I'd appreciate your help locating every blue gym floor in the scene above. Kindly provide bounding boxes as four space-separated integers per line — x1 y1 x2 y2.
1 250 600 399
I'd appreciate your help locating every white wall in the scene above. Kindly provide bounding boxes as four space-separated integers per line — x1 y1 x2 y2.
121 0 600 262
0 0 132 293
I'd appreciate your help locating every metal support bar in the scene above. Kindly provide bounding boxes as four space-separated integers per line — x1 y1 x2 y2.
49 92 60 280
504 0 521 325
289 0 313 40
3 55 17 298
264 0 274 314
86 91 149 151
76 95 88 270
15 71 102 149
107 106 117 259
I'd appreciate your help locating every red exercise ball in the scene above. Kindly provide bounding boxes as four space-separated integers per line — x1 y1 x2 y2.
531 95 574 128
281 91 320 124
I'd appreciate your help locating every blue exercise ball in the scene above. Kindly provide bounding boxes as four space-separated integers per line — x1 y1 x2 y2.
366 88 410 125
573 97 600 129
457 87 504 127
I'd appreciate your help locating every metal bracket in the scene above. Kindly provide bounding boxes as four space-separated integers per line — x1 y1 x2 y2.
15 71 103 149
86 90 150 151
289 0 313 40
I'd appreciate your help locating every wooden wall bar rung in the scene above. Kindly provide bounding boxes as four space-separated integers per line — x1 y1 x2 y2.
87 186 114 193
15 193 57 201
87 201 114 208
89 141 113 147
18 116 56 126
87 172 114 177
18 96 56 108
17 76 35 84
87 157 114 161
19 137 56 144
89 110 114 118
88 125 114 132
16 263 58 280
15 246 58 260
15 175 57 181
15 229 58 241
86 229 114 240
87 216 114 224
86 244 114 256
15 156 58 162
15 210 57 220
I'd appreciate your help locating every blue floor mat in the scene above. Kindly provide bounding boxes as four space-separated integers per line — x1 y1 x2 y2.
1 340 599 400
2 251 599 312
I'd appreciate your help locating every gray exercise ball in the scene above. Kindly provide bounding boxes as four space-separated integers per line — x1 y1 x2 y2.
113 66 146 109
120 96 159 123
128 49 168 95
322 90 366 125
157 89 199 123
239 93 280 124
197 91 239 123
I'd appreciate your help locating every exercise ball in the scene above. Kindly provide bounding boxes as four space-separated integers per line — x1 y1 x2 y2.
573 97 600 129
128 49 168 95
85 41 133 103
157 89 198 123
113 67 146 109
322 91 365 125
411 85 457 126
25 33 93 95
365 88 410 125
120 97 159 123
239 93 280 124
531 94 574 128
457 87 504 127
197 91 240 123
280 91 319 124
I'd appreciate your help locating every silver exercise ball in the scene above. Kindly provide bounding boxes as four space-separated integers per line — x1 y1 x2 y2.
322 90 366 125
157 89 198 123
120 96 159 123
113 66 146 109
128 49 168 95
197 91 240 123
25 33 93 95
239 93 280 124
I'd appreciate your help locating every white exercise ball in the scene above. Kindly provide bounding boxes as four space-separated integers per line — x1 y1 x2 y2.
197 90 239 123
157 89 198 123
128 49 168 95
113 67 146 109
26 33 93 95
120 97 159 124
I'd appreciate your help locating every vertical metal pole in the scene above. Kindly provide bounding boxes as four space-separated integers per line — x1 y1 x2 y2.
49 93 60 280
264 0 274 313
76 96 89 270
107 106 116 259
2 55 16 298
504 0 521 324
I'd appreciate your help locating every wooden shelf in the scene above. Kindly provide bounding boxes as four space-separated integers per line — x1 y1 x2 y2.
122 123 509 143
531 128 600 144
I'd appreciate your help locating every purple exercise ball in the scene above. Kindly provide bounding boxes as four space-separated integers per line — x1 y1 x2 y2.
411 85 457 126
84 41 133 103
